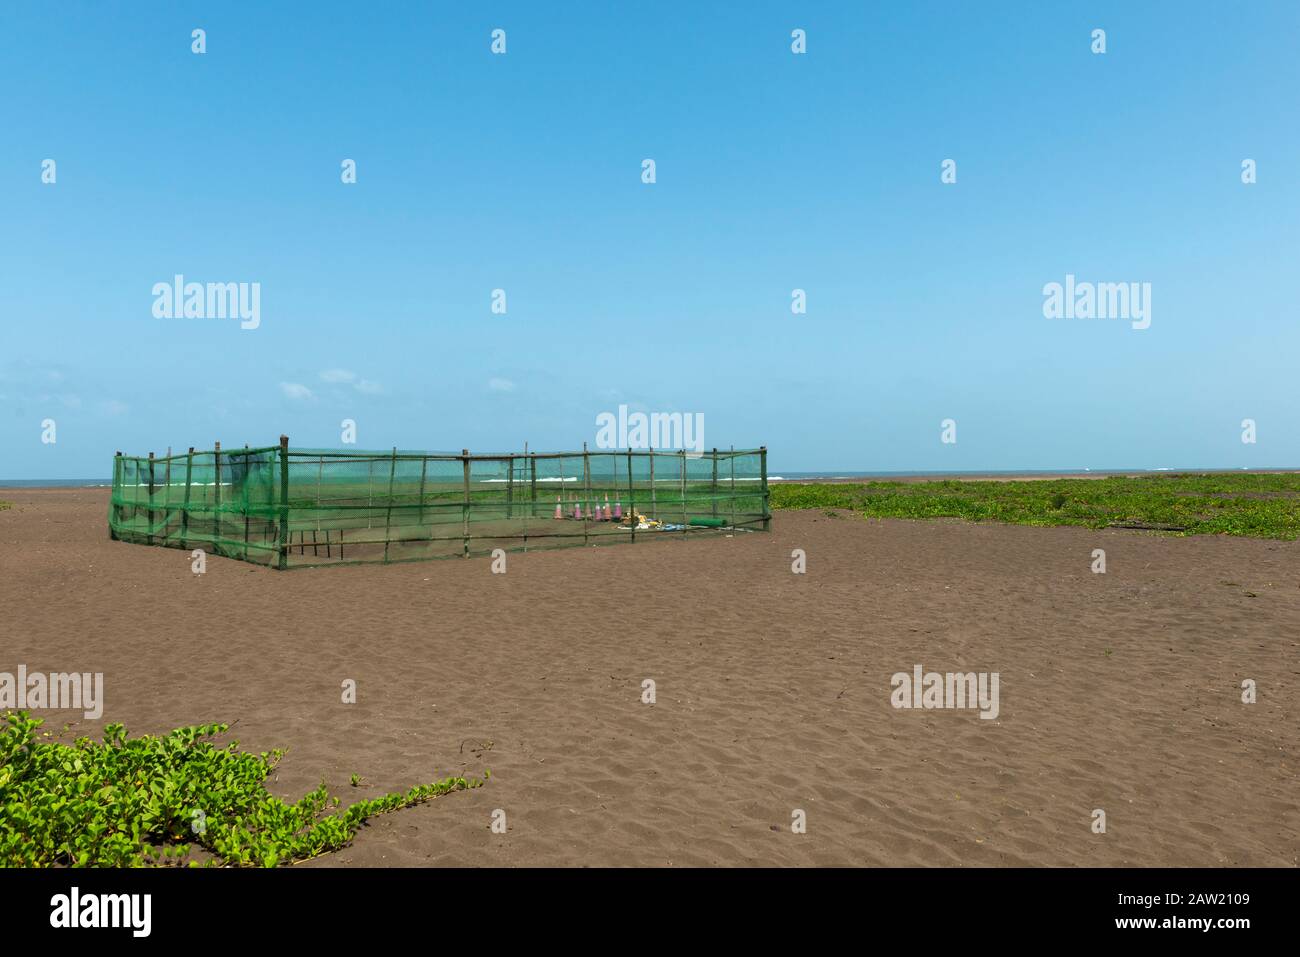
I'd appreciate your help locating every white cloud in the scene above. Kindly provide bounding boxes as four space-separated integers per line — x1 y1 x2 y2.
488 377 516 392
320 369 382 394
99 399 129 416
280 382 315 401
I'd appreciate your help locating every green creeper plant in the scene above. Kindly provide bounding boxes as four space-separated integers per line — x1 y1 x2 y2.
0 710 486 867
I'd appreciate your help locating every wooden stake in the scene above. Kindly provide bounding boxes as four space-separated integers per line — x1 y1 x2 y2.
213 441 222 542
383 446 397 563
416 454 427 528
242 443 251 561
627 448 635 543
277 435 290 570
147 452 156 545
110 452 122 540
583 442 591 546
461 449 471 558
649 447 656 522
680 449 688 535
181 447 194 549
711 447 718 519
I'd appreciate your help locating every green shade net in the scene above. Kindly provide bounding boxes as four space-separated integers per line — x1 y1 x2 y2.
109 445 769 568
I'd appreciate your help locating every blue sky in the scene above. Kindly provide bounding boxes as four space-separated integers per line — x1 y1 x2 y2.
2 1 1297 478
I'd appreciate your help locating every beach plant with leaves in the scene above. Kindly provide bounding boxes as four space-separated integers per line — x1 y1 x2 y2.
770 473 1300 540
0 710 486 867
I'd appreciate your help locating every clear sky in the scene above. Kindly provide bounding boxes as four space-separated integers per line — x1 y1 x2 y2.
2 1 1297 478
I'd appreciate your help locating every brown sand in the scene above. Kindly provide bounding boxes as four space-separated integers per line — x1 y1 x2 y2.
1 489 1296 866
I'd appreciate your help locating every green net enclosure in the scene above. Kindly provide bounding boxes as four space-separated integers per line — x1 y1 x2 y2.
108 439 770 569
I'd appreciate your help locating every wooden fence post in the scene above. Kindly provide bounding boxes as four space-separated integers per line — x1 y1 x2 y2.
382 446 398 563
528 452 537 544
583 442 592 545
277 435 290 569
680 448 688 535
181 447 194 549
416 454 427 528
461 449 471 558
760 446 769 531
506 453 514 520
728 446 736 529
147 452 156 545
242 444 251 561
213 441 222 545
627 448 635 543
110 452 122 540
648 447 656 522
711 447 718 519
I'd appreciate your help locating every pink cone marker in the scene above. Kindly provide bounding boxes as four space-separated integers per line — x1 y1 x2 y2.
604 494 611 520
613 498 622 520
554 496 563 520
574 501 582 520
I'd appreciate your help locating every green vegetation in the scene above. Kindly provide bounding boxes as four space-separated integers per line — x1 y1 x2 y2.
0 501 10 512
769 473 1300 540
0 711 486 867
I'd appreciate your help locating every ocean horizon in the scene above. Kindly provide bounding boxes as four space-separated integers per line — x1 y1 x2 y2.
3 466 1296 489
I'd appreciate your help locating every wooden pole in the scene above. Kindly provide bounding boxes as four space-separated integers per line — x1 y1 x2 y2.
582 442 591 546
627 449 635 543
527 452 536 549
461 449 471 558
213 441 222 545
383 446 397 563
147 452 156 545
366 456 374 529
416 454 427 528
729 446 736 530
680 448 688 535
506 453 514 520
711 447 718 519
277 435 290 570
161 448 174 540
760 446 769 531
316 454 324 538
181 447 194 549
242 443 251 561
110 452 122 540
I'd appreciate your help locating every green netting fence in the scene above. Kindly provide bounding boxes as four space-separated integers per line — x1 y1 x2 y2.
108 438 770 568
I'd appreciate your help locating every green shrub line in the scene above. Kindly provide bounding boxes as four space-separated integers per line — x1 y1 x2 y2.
0 711 487 867
769 473 1300 540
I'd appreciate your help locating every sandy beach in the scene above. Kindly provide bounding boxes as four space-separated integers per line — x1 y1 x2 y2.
1 488 1296 866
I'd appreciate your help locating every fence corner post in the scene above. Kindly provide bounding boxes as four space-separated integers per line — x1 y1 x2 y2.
110 451 122 540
